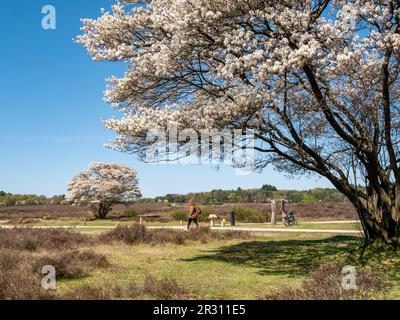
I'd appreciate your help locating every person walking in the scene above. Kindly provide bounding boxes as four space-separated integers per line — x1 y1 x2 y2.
187 199 199 230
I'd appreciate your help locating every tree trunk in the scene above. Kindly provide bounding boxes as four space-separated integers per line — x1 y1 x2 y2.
90 202 114 219
352 192 400 248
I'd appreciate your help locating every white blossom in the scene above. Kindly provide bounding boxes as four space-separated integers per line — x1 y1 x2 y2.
67 163 141 218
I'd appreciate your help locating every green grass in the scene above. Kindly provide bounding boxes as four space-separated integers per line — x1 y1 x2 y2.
54 233 400 300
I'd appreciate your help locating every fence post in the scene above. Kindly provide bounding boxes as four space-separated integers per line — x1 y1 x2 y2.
139 217 143 225
271 200 277 225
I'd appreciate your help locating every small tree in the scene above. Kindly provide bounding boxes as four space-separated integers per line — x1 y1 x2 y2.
67 163 141 219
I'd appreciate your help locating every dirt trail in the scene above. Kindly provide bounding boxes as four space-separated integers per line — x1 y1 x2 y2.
0 223 361 234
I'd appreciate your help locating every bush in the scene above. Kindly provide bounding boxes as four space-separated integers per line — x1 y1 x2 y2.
61 284 119 300
142 276 192 299
0 247 110 300
0 264 53 300
63 276 194 300
32 250 110 279
124 208 139 218
259 262 390 300
0 228 91 251
170 210 188 221
100 224 148 244
100 224 251 245
200 209 216 221
234 207 270 223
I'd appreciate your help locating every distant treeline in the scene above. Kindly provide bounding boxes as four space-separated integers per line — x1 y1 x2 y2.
142 185 349 204
0 191 65 207
1 185 349 207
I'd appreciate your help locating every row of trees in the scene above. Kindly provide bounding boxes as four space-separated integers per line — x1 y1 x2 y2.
0 192 65 207
149 186 347 205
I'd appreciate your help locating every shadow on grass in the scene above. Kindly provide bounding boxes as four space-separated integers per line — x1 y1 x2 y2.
183 236 360 277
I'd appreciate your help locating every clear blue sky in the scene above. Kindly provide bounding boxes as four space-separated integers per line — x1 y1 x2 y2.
0 0 332 197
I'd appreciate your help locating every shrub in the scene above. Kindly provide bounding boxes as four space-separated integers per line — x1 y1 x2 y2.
32 250 110 279
0 249 53 300
124 208 139 218
199 209 216 221
100 224 148 245
0 266 53 300
259 262 390 300
61 276 194 300
234 207 270 223
0 247 110 300
170 210 188 221
142 276 192 299
61 284 116 300
100 224 251 245
0 228 91 251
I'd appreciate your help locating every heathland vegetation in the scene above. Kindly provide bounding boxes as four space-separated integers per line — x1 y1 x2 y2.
0 186 349 207
0 226 397 300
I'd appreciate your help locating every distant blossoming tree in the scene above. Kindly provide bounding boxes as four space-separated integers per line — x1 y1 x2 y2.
67 163 141 219
77 1 400 246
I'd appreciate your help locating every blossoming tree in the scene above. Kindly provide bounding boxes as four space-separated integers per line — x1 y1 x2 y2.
77 1 400 246
67 163 141 219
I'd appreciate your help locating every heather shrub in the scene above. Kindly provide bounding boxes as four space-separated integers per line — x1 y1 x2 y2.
62 276 193 300
61 284 122 300
32 250 110 279
260 262 390 300
0 249 53 300
100 224 148 244
0 228 90 251
141 275 193 299
0 247 109 299
100 224 251 245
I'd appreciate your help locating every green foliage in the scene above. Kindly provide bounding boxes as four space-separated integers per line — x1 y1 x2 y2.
170 210 188 221
124 208 138 218
233 207 270 223
302 194 317 203
145 186 348 205
0 193 65 207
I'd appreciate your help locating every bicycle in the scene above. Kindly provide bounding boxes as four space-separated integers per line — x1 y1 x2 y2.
283 208 298 226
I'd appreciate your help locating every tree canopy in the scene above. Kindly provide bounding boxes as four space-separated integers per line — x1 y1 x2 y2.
67 163 141 218
78 1 400 245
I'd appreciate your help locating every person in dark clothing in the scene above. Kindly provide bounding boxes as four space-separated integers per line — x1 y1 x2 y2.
187 199 199 230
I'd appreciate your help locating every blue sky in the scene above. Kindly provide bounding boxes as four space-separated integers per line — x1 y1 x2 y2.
0 0 332 197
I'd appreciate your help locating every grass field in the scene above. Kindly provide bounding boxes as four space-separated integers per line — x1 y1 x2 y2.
54 233 400 300
1 223 399 300
1 204 398 300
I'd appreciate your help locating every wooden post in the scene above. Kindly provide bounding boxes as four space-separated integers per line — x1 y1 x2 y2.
280 199 287 219
221 219 225 227
139 217 143 225
271 200 277 225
